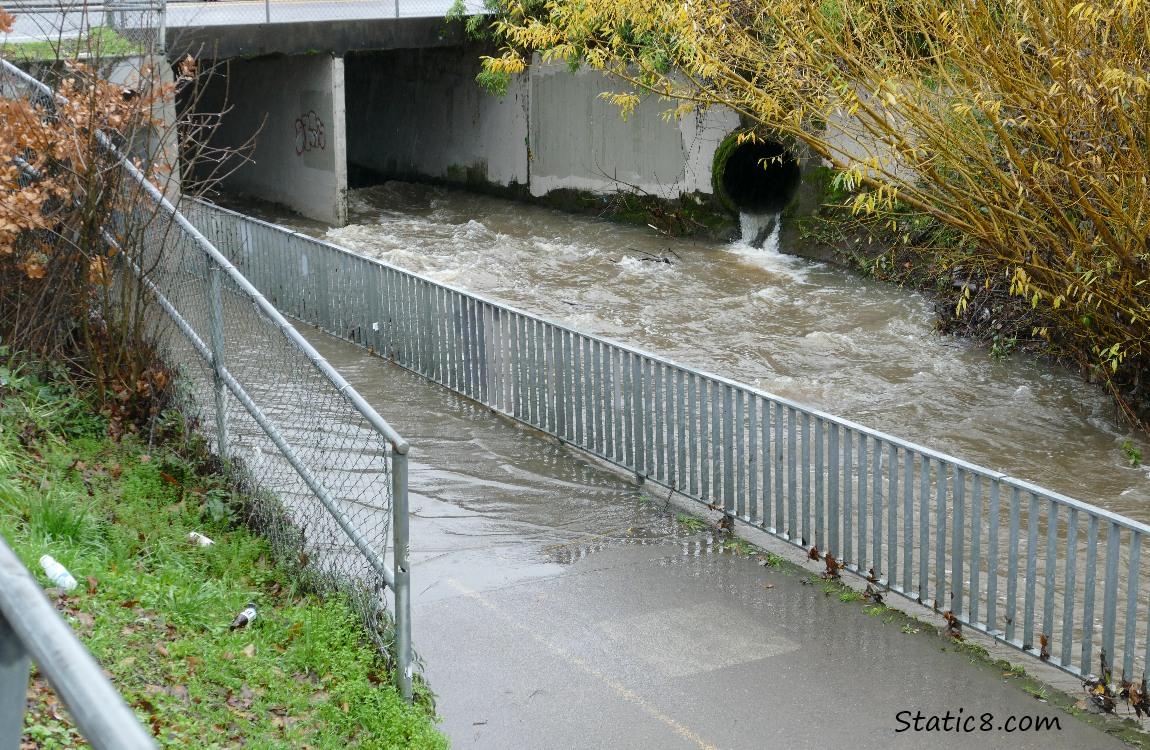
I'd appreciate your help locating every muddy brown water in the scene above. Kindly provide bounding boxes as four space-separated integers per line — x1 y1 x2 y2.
234 181 1149 522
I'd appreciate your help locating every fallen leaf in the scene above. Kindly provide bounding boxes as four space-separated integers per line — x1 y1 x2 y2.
139 455 151 464
159 472 178 485
86 575 98 594
242 643 256 659
808 546 820 561
761 583 774 589
156 644 170 657
120 657 137 666
823 553 842 580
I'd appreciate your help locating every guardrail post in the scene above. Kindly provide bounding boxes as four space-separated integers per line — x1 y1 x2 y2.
207 263 230 457
392 449 412 702
0 611 31 750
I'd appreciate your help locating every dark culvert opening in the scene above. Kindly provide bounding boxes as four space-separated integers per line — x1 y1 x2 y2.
719 140 801 214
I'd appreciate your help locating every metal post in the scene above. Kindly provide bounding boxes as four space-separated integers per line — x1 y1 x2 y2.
265 0 271 24
0 537 157 750
157 0 167 55
207 264 229 457
0 612 30 750
392 450 412 703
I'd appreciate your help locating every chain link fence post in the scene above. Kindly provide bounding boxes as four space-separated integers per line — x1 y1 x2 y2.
207 261 230 457
392 449 412 702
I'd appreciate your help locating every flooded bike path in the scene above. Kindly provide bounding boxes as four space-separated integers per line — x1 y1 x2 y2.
304 330 1127 750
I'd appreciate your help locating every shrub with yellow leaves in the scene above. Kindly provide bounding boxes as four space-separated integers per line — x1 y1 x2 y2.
482 0 1150 428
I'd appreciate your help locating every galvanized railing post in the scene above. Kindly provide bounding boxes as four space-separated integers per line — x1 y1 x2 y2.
392 449 412 703
207 263 230 457
0 611 31 750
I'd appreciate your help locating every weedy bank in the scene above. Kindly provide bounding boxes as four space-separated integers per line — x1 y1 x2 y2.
0 358 448 749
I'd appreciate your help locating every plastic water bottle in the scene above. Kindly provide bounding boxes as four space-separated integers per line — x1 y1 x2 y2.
188 531 215 547
39 555 78 591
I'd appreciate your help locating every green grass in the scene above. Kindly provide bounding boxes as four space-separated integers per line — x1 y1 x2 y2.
675 513 708 532
1 27 143 61
0 362 447 749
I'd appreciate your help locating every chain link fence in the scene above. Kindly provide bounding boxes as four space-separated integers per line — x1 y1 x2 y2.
164 0 483 27
1 0 165 53
0 58 413 700
3 0 487 54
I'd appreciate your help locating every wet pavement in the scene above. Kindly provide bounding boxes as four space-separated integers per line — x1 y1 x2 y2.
305 331 1141 750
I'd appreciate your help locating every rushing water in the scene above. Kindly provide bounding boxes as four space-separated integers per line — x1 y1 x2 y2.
253 181 1150 520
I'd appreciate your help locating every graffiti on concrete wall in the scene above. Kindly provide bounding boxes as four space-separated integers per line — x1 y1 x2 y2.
294 110 326 156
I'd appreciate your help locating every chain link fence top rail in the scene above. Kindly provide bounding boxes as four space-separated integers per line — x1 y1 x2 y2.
1 58 413 699
188 198 1150 687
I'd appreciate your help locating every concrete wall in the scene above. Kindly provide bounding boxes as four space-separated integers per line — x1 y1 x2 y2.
192 55 348 225
345 47 529 191
345 46 739 200
528 62 738 199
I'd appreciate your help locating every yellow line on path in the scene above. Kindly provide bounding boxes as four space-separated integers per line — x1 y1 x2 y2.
445 578 720 750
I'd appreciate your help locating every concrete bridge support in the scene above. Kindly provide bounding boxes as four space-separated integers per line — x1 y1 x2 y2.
343 46 739 201
189 54 348 225
181 40 811 228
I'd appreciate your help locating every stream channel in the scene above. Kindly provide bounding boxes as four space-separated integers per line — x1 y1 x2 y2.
258 181 1149 522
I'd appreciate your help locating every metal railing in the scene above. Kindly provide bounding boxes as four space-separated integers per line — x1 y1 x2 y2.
0 536 158 750
190 199 1150 685
3 0 486 49
162 0 480 28
1 55 413 722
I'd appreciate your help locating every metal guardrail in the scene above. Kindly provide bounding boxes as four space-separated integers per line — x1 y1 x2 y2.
0 536 158 750
189 199 1150 685
0 55 413 722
